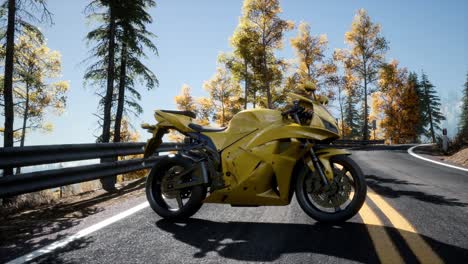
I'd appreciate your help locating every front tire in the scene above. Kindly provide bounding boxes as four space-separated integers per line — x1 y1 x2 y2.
146 155 207 220
295 155 367 223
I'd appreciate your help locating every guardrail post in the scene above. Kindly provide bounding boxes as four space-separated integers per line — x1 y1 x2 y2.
100 157 117 191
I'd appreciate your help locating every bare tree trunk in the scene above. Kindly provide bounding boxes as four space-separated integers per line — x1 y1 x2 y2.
339 89 345 138
114 43 127 144
221 101 225 126
3 0 16 176
244 59 248 110
263 55 272 109
100 4 117 191
2 0 16 206
253 91 256 108
363 78 369 140
425 85 436 143
16 83 30 175
102 7 116 144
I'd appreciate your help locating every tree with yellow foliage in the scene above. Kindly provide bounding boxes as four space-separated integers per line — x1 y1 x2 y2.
203 67 243 126
290 22 337 99
196 97 213 126
376 61 420 143
240 0 294 109
0 30 68 173
174 84 197 113
335 9 388 140
7 30 68 148
224 16 261 109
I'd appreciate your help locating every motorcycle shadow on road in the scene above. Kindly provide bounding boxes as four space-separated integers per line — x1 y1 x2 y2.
156 218 468 263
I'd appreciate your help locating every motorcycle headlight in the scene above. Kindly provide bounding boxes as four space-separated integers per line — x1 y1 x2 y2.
320 118 339 134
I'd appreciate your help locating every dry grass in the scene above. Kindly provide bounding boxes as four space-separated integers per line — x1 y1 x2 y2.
1 171 148 216
444 147 468 167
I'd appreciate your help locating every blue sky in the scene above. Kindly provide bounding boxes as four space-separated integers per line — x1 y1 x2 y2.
3 0 467 145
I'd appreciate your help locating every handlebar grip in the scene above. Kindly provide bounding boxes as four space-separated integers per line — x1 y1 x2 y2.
282 100 301 116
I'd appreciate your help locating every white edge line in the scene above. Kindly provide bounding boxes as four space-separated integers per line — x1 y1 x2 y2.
408 144 468 172
7 201 150 264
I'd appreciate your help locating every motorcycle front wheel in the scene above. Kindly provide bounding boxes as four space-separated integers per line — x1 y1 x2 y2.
295 155 367 223
146 155 207 221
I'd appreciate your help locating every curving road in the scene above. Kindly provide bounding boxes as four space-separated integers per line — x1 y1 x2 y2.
2 148 468 263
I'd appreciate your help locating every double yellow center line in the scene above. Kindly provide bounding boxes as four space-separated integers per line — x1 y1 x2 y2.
359 191 443 264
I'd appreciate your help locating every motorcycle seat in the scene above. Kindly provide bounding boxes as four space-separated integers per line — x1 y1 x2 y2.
160 110 197 119
189 123 227 133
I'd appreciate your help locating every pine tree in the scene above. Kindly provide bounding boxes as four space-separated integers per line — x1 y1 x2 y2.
409 72 425 141
419 72 445 143
113 0 158 144
458 73 468 143
343 89 360 139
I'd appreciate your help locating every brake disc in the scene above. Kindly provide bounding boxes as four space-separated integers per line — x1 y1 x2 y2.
307 168 352 208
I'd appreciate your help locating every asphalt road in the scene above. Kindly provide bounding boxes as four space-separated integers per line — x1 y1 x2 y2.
2 148 468 264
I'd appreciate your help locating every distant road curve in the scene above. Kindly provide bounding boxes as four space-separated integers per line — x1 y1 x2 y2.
408 144 468 172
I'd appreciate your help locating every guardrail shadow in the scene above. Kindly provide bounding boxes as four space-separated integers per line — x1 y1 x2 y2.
366 174 468 207
9 237 94 264
0 177 146 263
156 218 468 263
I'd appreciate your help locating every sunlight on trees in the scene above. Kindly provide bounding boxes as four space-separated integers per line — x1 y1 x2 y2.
375 61 419 143
203 67 243 126
240 0 293 109
289 22 337 99
335 9 388 140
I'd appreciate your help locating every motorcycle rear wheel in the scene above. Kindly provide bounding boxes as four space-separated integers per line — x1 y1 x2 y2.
146 155 207 220
295 155 367 223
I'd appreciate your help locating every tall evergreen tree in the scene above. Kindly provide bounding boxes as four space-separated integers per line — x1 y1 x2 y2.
419 72 445 143
113 0 158 144
84 0 127 145
84 0 133 190
343 89 360 139
409 72 425 141
458 73 468 143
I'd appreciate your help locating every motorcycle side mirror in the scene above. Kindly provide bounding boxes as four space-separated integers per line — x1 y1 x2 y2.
302 81 316 92
317 95 329 105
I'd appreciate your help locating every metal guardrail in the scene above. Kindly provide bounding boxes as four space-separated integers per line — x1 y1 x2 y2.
332 139 385 146
0 139 383 198
0 142 184 198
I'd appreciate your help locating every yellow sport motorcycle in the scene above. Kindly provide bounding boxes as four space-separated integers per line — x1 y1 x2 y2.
142 92 367 223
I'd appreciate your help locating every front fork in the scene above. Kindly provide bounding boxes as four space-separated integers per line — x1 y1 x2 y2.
292 111 331 186
304 145 352 186
308 145 329 186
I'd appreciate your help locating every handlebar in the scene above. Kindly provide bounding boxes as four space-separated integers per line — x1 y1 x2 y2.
282 100 313 124
281 100 301 117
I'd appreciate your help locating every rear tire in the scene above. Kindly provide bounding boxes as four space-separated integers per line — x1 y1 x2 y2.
146 155 207 220
295 155 367 223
